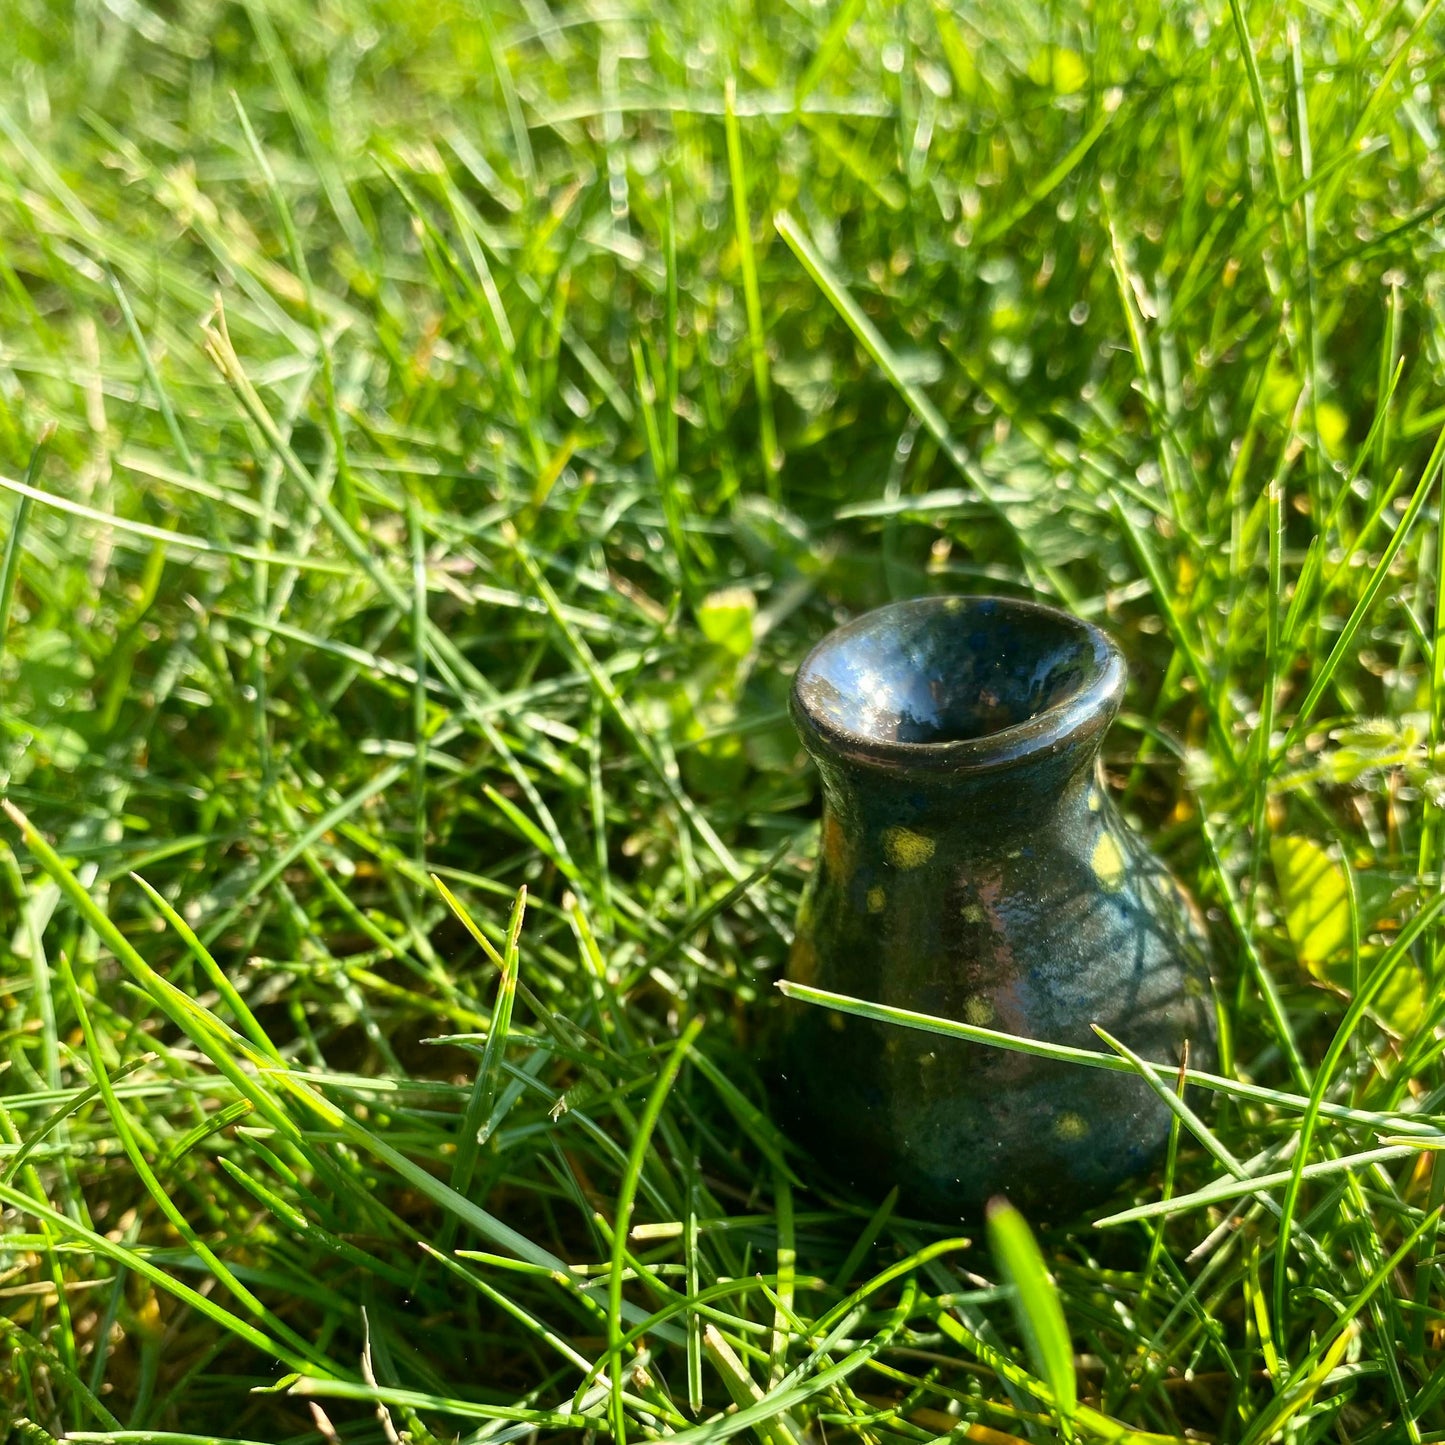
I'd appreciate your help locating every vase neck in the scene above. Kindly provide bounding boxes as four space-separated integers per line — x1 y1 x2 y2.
814 742 1100 846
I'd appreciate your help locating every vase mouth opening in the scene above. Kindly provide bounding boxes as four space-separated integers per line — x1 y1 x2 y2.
790 595 1126 774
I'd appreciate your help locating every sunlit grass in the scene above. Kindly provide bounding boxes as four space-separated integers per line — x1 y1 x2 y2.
2 0 1445 1440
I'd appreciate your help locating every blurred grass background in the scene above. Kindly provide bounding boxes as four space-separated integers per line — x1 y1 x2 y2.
3 0 1445 1439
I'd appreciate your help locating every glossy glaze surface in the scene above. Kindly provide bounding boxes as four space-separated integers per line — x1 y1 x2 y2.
773 595 1217 1220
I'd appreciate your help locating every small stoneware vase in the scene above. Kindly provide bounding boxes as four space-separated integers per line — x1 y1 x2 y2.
773 595 1217 1219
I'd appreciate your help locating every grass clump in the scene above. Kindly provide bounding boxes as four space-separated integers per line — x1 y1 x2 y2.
3 0 1445 1440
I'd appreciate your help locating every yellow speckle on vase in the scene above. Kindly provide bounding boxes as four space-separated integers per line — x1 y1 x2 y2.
883 826 935 869
961 902 986 924
963 994 995 1026
866 885 887 913
1092 831 1126 892
1054 1110 1090 1142
1087 788 1102 813
1005 846 1022 859
821 812 851 876
788 935 818 987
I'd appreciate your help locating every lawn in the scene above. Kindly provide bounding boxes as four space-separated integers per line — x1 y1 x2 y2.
2 0 1445 1439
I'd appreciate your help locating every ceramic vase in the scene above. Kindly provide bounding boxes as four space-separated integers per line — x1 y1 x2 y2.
772 595 1217 1218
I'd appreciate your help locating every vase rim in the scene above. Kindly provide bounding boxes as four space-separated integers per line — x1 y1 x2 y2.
790 594 1127 776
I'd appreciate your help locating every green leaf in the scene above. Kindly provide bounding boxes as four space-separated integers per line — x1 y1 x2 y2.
1028 46 1088 94
1272 833 1425 1035
1271 834 1350 970
1316 401 1349 458
985 1197 1076 1422
1367 954 1427 1038
697 586 757 658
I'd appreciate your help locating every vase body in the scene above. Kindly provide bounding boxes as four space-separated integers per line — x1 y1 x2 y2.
772 595 1217 1220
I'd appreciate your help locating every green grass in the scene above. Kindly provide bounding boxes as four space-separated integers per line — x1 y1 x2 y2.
2 0 1445 1439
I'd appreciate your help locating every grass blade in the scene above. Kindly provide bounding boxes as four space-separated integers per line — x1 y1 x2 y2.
985 1198 1077 1426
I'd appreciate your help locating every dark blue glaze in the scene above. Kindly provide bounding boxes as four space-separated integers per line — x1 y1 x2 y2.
772 596 1217 1220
